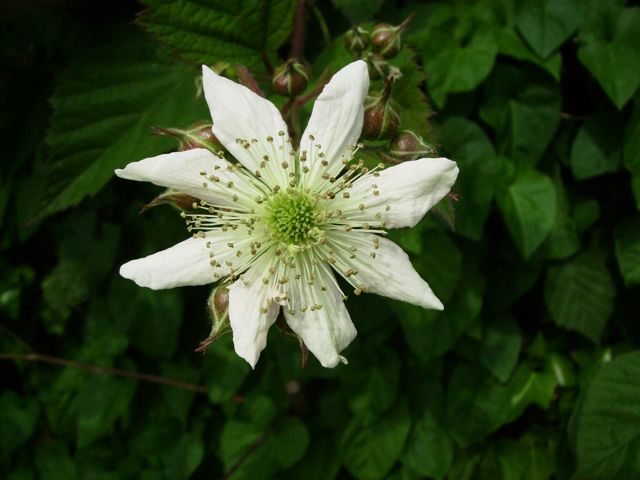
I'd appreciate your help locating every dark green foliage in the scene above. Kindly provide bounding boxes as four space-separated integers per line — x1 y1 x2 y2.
2 0 640 479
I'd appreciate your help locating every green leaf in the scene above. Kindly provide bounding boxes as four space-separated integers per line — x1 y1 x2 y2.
401 383 453 480
494 434 556 480
0 391 39 458
39 30 207 219
544 251 616 342
341 399 412 480
42 212 121 335
543 175 581 260
203 336 251 404
498 27 562 81
399 259 483 362
446 362 557 447
108 278 183 358
624 97 640 175
76 375 137 448
219 416 309 479
573 351 640 479
271 417 309 468
481 65 561 165
332 0 384 23
578 2 640 109
614 218 640 285
477 317 523 382
515 0 586 58
287 436 341 480
139 0 296 69
570 109 623 180
35 442 76 480
409 3 498 107
497 168 557 259
343 347 400 423
163 430 205 480
437 117 499 240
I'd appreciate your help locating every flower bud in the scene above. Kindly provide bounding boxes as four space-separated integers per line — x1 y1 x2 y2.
389 130 438 161
196 286 231 354
272 60 308 96
371 13 414 58
152 122 221 152
140 189 199 214
362 80 399 140
344 26 370 55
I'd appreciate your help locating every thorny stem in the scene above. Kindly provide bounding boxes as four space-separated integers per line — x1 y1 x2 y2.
0 351 244 402
290 0 307 61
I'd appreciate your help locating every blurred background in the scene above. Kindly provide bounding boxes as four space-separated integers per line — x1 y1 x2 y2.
1 0 640 478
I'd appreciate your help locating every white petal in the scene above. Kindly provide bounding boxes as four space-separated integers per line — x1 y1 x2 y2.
299 60 369 189
228 269 280 368
348 157 459 228
202 66 292 189
284 263 357 368
326 231 443 310
115 148 263 209
120 233 225 290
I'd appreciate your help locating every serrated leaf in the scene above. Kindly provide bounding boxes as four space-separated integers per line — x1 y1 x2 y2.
515 0 586 58
573 351 640 479
39 31 207 219
408 3 498 107
578 2 640 109
498 168 557 259
544 251 616 342
614 219 640 285
481 65 561 165
139 0 296 69
570 109 623 180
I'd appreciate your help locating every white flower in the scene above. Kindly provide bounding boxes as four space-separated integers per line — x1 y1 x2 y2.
115 60 459 368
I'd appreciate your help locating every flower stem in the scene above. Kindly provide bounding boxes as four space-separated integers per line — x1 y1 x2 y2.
290 0 307 61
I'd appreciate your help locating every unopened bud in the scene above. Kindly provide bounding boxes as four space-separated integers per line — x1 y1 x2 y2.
344 26 370 54
362 80 399 140
195 286 231 354
152 122 221 152
371 13 414 58
272 60 308 96
140 189 199 213
390 130 438 161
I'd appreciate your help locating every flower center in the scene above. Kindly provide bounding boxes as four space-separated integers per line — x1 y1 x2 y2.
266 191 320 246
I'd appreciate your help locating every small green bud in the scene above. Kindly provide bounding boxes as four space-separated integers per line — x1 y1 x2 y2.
272 60 308 96
390 130 438 161
152 122 221 152
362 80 399 140
344 26 370 54
195 286 231 354
371 13 414 58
